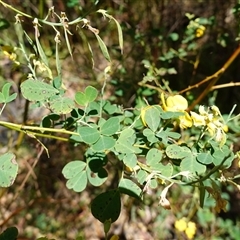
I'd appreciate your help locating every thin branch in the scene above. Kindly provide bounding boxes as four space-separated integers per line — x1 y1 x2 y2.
185 45 240 111
210 82 240 90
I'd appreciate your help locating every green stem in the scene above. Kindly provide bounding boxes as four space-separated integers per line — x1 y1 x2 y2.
186 153 231 185
0 0 32 18
0 121 79 136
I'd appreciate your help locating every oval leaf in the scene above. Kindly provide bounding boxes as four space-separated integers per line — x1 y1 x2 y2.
79 126 100 144
75 91 88 106
197 152 213 165
118 178 142 200
123 153 137 168
85 86 98 102
0 153 18 187
62 161 86 179
91 189 121 223
21 79 59 101
146 148 162 166
144 106 161 132
100 117 120 136
92 135 116 152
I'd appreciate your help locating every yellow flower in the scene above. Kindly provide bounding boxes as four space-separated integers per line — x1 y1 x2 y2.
179 112 193 129
185 221 197 239
190 111 206 126
161 93 188 112
195 25 206 38
175 218 187 232
161 93 192 129
2 45 20 65
191 105 226 146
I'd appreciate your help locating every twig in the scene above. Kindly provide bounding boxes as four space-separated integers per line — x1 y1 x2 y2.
188 45 240 111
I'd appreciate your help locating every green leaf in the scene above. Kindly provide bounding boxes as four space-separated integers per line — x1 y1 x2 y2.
0 92 5 103
0 153 18 187
62 161 87 192
100 117 120 136
197 152 213 165
85 86 98 102
169 32 179 41
86 165 108 186
2 83 11 99
156 128 181 145
53 76 62 89
49 96 75 114
21 79 59 101
115 138 139 154
35 33 49 67
137 169 148 184
144 106 161 132
92 135 116 152
160 111 183 120
119 128 135 139
153 163 173 177
166 144 191 159
123 153 137 168
143 129 158 144
212 146 233 167
5 93 17 103
167 67 177 75
103 101 122 114
66 171 87 192
62 161 86 178
0 83 17 103
146 148 162 166
79 126 100 144
95 34 111 62
0 227 18 240
118 178 142 200
149 178 158 189
91 189 121 223
180 155 206 175
75 91 88 106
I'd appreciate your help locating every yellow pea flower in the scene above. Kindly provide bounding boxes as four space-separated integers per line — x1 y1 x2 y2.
175 218 187 232
179 112 193 129
161 93 188 112
185 221 197 239
175 218 197 239
195 25 206 38
2 45 20 65
161 93 192 129
190 111 206 126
